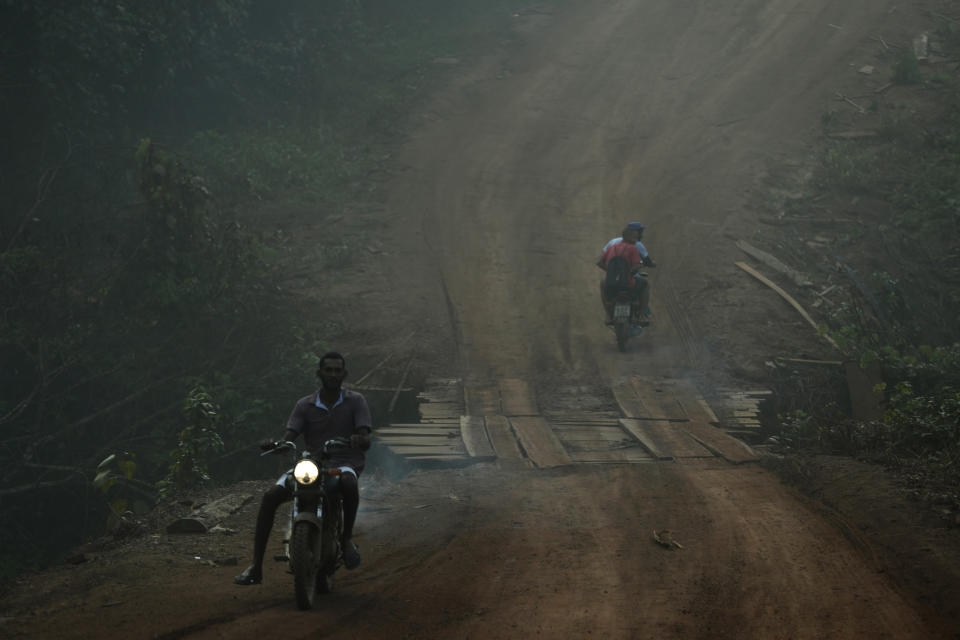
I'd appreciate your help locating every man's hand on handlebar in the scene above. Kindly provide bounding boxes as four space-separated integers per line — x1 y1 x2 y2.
350 432 371 451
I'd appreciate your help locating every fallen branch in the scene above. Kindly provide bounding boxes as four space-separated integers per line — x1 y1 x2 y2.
353 353 393 387
775 357 843 366
389 356 416 415
352 331 417 387
874 82 894 94
736 239 812 287
835 92 866 114
870 35 898 50
735 261 840 351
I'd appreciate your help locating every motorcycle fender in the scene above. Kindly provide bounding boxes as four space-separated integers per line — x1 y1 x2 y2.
293 512 322 528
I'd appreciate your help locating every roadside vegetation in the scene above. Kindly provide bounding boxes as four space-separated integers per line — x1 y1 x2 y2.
0 0 563 579
770 18 960 522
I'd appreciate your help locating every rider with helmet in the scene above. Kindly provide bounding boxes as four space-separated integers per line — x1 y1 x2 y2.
597 222 655 324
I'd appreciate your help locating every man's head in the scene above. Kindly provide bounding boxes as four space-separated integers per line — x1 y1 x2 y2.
626 222 645 240
622 226 640 243
316 351 347 391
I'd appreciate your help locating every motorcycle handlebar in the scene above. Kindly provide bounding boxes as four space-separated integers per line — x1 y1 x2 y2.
260 440 296 457
259 437 350 458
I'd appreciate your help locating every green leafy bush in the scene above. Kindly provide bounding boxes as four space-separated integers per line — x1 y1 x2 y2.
158 386 225 498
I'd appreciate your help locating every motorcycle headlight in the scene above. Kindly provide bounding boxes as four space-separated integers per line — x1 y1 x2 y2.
293 459 320 485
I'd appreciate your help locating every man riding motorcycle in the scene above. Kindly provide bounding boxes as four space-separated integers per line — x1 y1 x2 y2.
234 351 372 586
597 222 655 325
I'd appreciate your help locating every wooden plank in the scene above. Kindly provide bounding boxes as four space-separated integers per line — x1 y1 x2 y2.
419 401 462 416
403 454 469 462
628 377 721 424
564 441 646 455
692 396 721 424
547 412 622 420
465 387 500 415
499 378 538 416
736 239 812 288
629 377 689 421
418 378 462 401
417 391 462 403
682 421 758 464
460 415 495 458
611 379 651 419
619 419 670 460
484 415 525 461
387 445 465 455
377 428 459 436
619 419 712 459
725 400 765 410
570 449 654 463
387 422 458 429
509 416 571 467
722 390 773 399
419 410 461 421
551 427 634 441
377 436 459 447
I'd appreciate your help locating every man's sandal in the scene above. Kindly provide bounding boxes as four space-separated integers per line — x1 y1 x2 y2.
234 566 262 585
343 542 361 570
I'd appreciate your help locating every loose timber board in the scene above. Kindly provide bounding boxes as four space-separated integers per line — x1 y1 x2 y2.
682 420 759 464
484 415 526 462
460 415 495 458
619 419 712 459
509 416 571 467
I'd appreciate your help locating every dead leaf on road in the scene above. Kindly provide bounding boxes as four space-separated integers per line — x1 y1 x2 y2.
654 529 683 550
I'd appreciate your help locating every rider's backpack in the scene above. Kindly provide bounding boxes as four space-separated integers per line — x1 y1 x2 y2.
604 255 630 294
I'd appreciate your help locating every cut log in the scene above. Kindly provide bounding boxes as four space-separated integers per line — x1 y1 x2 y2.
167 494 253 534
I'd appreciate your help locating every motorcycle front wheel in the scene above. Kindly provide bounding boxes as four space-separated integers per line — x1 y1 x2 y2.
291 521 320 610
317 499 344 594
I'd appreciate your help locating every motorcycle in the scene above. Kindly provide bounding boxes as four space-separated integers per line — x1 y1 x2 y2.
605 270 651 352
262 438 350 610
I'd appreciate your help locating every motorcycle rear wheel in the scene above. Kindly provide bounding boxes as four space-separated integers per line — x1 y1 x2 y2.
615 322 629 352
291 521 320 610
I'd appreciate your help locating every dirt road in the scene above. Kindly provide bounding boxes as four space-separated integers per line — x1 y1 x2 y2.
5 1 955 638
343 0 944 637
